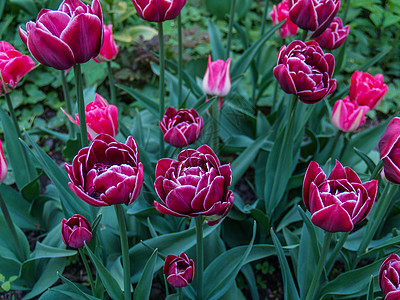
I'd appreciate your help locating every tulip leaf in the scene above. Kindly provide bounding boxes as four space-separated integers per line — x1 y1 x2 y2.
133 249 158 300
208 20 225 60
9 0 38 16
366 275 374 300
57 273 100 300
240 264 259 300
353 147 376 173
116 84 159 116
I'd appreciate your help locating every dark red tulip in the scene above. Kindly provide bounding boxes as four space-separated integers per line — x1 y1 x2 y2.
163 252 195 287
61 214 92 248
315 17 350 50
379 254 400 300
379 117 400 185
131 0 187 22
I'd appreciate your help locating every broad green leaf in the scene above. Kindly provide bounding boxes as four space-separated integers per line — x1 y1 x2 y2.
31 243 77 260
133 249 158 300
208 20 225 60
57 273 99 300
353 147 377 173
116 84 159 116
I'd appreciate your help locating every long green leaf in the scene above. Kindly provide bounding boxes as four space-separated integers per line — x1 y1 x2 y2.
208 20 225 60
58 273 99 300
116 84 159 116
133 249 158 300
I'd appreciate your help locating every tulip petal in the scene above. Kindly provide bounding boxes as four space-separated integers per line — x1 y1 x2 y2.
165 185 196 214
311 204 354 232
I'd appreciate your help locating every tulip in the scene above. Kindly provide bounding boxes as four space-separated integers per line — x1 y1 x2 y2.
202 56 231 98
349 70 389 110
379 254 400 300
93 24 119 63
159 107 204 148
274 40 336 104
269 0 299 38
379 117 400 185
62 93 118 141
163 252 195 287
0 141 7 183
331 96 369 132
19 0 103 70
0 41 35 94
288 0 341 38
303 160 378 232
314 17 349 50
131 0 187 22
154 144 234 226
61 214 92 248
65 134 144 207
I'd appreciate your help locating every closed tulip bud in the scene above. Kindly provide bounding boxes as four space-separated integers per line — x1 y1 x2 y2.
62 93 118 141
331 96 369 132
19 0 103 70
0 41 35 95
131 0 187 22
289 0 341 38
379 117 400 185
61 214 92 248
93 24 119 63
315 17 350 50
349 71 388 110
269 0 298 38
274 40 336 104
0 141 8 183
202 56 231 97
379 254 400 300
303 161 377 232
163 252 195 287
159 107 204 148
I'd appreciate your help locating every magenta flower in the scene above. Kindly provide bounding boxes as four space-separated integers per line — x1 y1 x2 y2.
0 141 7 183
163 252 195 288
331 96 369 132
131 0 187 22
379 254 400 300
379 117 400 185
159 107 204 148
19 0 103 70
270 0 299 38
154 145 234 225
303 161 378 232
93 24 119 63
202 56 231 98
314 17 350 50
65 134 143 207
61 214 92 248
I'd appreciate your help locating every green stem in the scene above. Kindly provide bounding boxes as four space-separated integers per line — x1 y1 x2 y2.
260 0 270 37
73 65 89 147
343 0 351 23
158 22 165 158
305 232 332 300
60 70 75 138
325 232 349 273
195 216 204 300
178 287 182 300
177 13 183 107
226 0 237 59
4 92 21 138
115 205 131 300
327 130 342 162
0 193 24 261
79 248 95 294
370 160 383 180
211 98 220 155
301 29 308 41
107 61 117 106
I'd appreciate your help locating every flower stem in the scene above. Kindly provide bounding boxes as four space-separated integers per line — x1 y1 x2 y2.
177 13 183 107
305 232 332 300
325 232 349 273
260 0 270 38
114 204 132 300
301 29 308 41
343 0 351 23
107 61 117 106
226 0 237 59
195 216 204 300
211 98 221 155
370 160 383 180
158 22 165 158
178 287 182 300
60 70 75 139
4 92 21 138
73 65 89 147
79 248 95 294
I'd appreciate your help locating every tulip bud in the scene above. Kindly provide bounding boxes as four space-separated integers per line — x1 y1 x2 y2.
131 0 187 22
379 117 400 185
349 71 388 110
202 56 231 97
379 254 400 300
0 141 8 183
331 96 369 132
0 41 35 95
163 252 195 287
93 24 119 63
62 93 118 141
61 214 92 248
269 0 298 38
314 17 350 50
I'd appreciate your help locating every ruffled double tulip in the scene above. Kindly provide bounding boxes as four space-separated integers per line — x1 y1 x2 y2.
270 0 299 38
303 161 378 232
65 134 144 207
379 117 400 185
154 145 234 225
288 0 341 38
202 56 231 98
93 24 119 63
131 0 187 22
62 93 118 141
315 17 349 50
0 141 7 183
379 254 400 300
159 107 204 148
19 0 103 70
349 71 388 110
0 41 35 94
163 252 195 288
61 214 92 248
331 96 369 132
274 40 336 104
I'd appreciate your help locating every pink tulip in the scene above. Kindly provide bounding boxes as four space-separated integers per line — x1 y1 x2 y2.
163 252 195 288
331 96 369 132
61 214 92 248
202 56 231 97
269 0 299 38
0 41 35 95
315 17 350 50
93 24 119 63
349 71 388 110
62 93 118 141
379 117 400 185
131 0 187 22
19 0 103 70
0 141 7 183
379 254 400 300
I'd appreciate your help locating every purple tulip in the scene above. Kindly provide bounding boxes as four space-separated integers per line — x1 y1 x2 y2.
154 145 234 226
131 0 187 23
314 17 350 50
19 0 103 70
163 252 195 288
61 214 92 248
65 134 143 207
379 254 400 300
273 40 336 104
303 160 378 232
379 117 400 185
